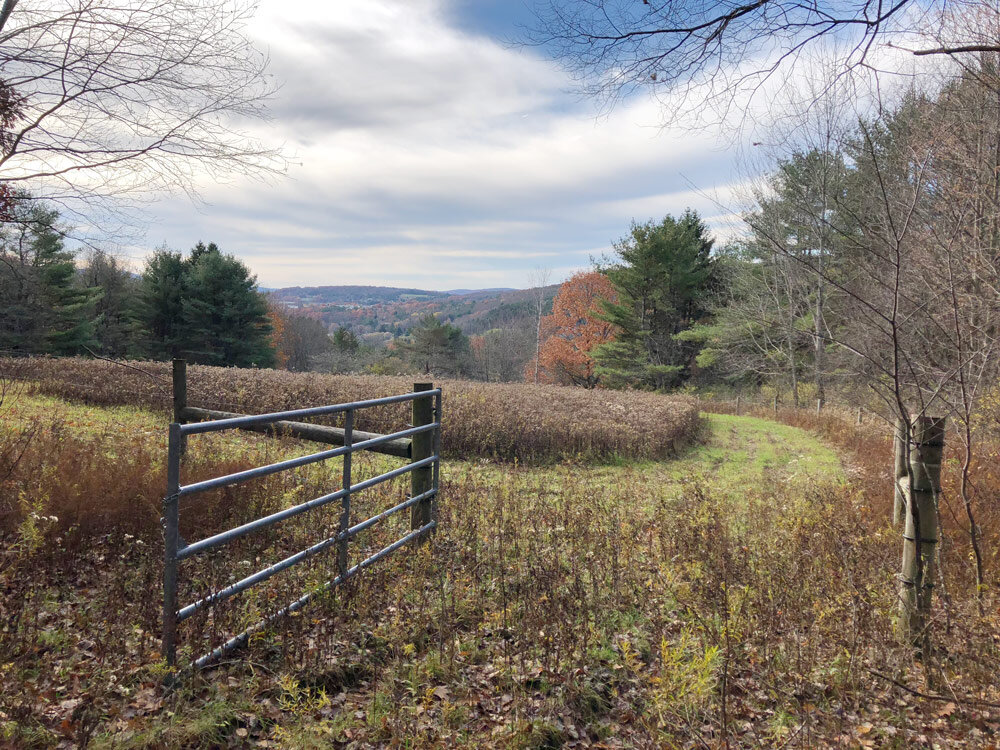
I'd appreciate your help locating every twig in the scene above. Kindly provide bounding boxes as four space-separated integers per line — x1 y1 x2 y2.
867 669 1000 708
81 347 171 394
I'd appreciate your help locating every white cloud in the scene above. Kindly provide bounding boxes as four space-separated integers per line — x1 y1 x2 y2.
143 0 751 289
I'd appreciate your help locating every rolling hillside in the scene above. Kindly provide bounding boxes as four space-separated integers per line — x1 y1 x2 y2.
270 284 558 336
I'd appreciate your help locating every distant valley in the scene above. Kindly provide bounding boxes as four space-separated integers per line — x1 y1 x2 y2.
268 284 556 337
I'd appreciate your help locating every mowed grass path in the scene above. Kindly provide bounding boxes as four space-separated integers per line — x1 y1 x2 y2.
471 411 845 507
667 412 843 490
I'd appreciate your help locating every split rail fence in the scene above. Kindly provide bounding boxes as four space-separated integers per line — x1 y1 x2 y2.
163 359 442 670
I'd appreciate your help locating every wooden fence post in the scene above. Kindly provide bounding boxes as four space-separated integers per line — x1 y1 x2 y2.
172 358 187 456
411 382 434 533
892 418 907 526
816 398 822 415
773 394 778 415
898 416 945 645
735 395 741 415
857 406 863 425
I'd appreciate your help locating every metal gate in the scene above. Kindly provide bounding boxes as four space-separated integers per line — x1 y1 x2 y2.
162 385 441 670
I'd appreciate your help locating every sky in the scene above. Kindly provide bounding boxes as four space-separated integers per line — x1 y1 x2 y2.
140 0 751 291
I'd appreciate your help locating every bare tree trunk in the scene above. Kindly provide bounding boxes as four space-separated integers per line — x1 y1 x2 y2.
0 0 17 33
534 313 541 384
788 339 799 407
814 279 825 404
814 155 828 405
529 267 552 384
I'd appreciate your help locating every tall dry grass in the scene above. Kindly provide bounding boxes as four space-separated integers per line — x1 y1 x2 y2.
3 397 998 746
704 397 1000 608
1 356 702 463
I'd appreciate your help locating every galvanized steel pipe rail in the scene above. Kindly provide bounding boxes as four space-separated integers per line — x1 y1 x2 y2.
162 377 442 672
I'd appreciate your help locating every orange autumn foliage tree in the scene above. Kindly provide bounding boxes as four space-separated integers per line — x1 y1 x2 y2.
532 271 618 388
266 299 289 369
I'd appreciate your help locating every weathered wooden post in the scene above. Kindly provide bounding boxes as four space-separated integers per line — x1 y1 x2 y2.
411 382 434 533
898 416 946 645
735 395 741 415
172 358 187 456
893 418 908 526
857 406 863 425
773 394 778 415
816 398 822 415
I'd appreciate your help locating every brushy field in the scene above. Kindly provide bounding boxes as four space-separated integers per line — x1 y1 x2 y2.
0 357 701 463
1 373 999 748
703 398 1000 599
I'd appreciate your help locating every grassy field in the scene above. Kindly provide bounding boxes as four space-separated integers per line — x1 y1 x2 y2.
2 383 998 748
0 357 702 463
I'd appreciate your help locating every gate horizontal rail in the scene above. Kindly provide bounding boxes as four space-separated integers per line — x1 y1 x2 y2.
162 380 442 672
180 405 412 457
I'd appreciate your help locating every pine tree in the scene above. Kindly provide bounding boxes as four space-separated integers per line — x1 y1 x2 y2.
135 241 274 367
593 211 715 389
403 314 469 376
135 247 187 360
181 242 274 367
332 327 359 353
0 199 98 355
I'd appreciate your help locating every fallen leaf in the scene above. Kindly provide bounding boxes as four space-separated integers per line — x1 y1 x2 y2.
937 702 957 718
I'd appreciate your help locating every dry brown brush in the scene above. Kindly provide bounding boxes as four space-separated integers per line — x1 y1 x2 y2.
3 399 1000 746
705 396 1000 632
1 356 701 463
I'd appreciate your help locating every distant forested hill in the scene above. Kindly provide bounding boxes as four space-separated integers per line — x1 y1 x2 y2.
269 284 556 336
271 285 447 307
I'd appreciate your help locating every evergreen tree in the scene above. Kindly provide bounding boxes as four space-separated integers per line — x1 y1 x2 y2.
403 314 470 375
751 149 852 402
135 247 187 360
593 211 715 389
0 199 98 355
181 242 274 367
332 327 359 353
135 241 275 367
81 249 140 358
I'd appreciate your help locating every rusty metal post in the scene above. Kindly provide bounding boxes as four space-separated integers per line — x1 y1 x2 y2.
411 382 434 532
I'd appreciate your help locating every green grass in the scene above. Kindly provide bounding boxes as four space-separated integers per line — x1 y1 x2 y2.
665 412 844 489
1 390 398 485
463 411 844 514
